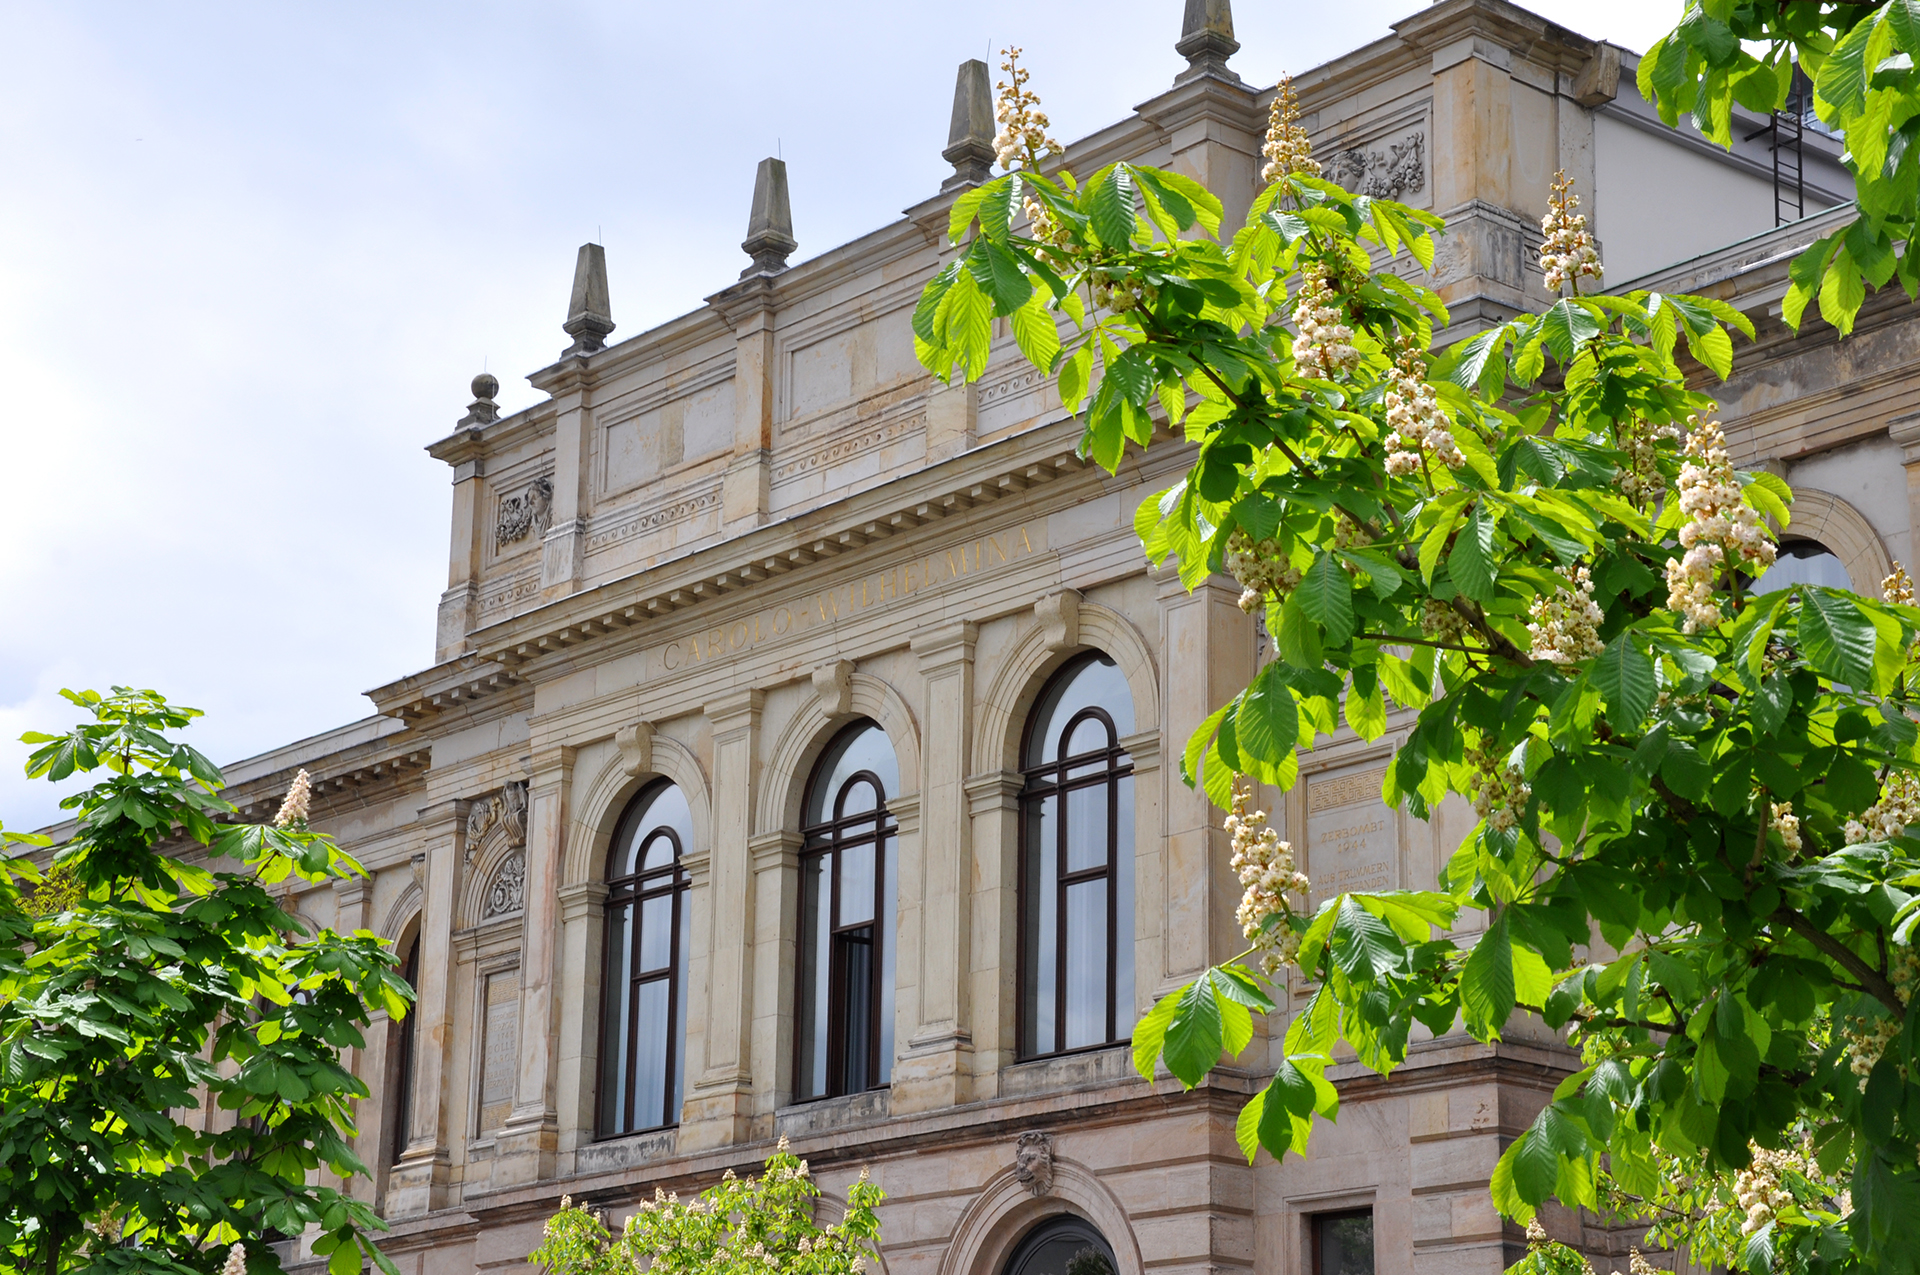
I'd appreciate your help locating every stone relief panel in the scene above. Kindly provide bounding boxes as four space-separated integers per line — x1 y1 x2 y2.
496 476 554 550
1302 761 1398 914
1325 129 1426 202
482 851 525 919
467 781 529 856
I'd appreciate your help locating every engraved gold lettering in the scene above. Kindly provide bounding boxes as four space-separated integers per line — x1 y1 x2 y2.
1020 526 1033 552
989 534 1008 563
731 623 748 650
664 641 682 671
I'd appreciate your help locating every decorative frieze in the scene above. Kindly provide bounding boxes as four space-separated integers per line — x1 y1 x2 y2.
1326 130 1425 201
585 481 724 553
497 477 554 547
774 411 923 483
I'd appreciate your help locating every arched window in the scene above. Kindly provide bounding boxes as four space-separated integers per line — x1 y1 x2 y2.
1752 538 1852 593
388 931 419 1166
1002 1217 1118 1275
1020 653 1136 1058
796 722 899 1100
599 781 692 1135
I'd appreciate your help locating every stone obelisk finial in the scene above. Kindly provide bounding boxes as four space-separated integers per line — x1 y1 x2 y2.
562 243 615 356
741 158 797 278
942 59 996 192
1174 0 1241 84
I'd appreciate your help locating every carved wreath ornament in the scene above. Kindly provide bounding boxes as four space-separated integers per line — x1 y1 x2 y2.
1327 130 1425 200
497 476 554 547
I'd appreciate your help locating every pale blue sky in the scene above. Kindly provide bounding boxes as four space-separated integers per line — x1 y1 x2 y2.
0 0 1682 830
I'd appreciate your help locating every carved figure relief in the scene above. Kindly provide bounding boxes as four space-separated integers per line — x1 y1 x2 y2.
1327 131 1425 201
466 781 529 859
482 851 526 919
1013 1131 1054 1196
497 477 554 547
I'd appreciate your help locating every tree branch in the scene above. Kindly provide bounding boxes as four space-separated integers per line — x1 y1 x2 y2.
1773 906 1906 1016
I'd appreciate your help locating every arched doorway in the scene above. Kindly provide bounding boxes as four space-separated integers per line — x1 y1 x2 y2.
1001 1217 1117 1275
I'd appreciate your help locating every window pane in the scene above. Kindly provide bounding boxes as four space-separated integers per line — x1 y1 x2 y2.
613 782 691 877
672 890 689 1123
632 979 670 1129
1022 794 1058 1054
805 724 899 825
878 835 897 1085
641 830 676 872
638 894 673 971
1024 655 1134 768
840 777 879 817
599 903 632 1132
1114 774 1135 1038
1315 1212 1374 1275
1065 714 1111 759
838 928 874 1092
798 853 832 1099
1752 540 1851 593
1064 879 1108 1049
839 840 876 925
1064 780 1109 873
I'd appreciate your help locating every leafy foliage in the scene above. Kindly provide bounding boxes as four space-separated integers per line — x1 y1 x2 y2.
919 48 1920 1275
0 688 412 1275
528 1140 883 1275
1645 0 1920 336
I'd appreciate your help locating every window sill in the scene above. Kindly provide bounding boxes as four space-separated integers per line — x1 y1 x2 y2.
998 1043 1136 1099
774 1087 891 1139
577 1125 678 1174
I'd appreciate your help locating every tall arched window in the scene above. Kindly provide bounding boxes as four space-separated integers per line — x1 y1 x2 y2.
387 930 419 1166
599 781 692 1135
1752 538 1852 593
1020 653 1136 1058
796 722 899 1100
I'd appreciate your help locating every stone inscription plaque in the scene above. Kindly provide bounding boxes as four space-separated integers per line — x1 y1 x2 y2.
477 968 520 1133
1304 764 1397 911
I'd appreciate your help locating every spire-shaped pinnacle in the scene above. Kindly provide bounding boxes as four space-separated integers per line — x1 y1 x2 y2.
562 243 614 356
741 158 797 278
942 59 995 192
1174 0 1241 85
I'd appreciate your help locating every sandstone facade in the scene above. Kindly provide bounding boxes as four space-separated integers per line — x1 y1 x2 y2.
176 3 1896 1273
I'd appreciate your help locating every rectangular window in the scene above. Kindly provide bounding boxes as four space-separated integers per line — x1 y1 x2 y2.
1310 1210 1374 1275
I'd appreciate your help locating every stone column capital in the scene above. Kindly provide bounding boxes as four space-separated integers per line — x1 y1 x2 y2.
912 619 979 668
704 687 765 734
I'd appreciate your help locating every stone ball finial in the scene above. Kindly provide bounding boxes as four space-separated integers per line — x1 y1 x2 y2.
472 372 500 401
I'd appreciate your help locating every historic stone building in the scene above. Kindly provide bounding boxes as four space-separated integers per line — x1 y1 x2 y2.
183 2 1895 1273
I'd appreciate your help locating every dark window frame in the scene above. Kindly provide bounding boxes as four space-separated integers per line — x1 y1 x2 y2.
794 725 896 1101
388 933 420 1166
1309 1208 1375 1275
1000 1215 1118 1275
596 780 691 1137
1017 658 1136 1060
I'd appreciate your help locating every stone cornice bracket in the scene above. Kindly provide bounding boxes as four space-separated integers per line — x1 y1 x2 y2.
740 157 797 278
615 721 655 777
911 620 978 668
457 372 500 429
561 242 615 357
1035 589 1082 652
942 59 996 192
1571 42 1621 106
813 658 855 717
1888 410 1920 461
1173 0 1240 85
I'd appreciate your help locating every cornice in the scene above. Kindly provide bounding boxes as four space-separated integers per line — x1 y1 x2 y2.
365 652 531 724
425 401 554 467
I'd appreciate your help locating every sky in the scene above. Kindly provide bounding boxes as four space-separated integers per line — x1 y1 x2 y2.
0 0 1685 832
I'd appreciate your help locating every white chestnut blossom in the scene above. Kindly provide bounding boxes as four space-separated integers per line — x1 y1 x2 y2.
1734 1147 1795 1237
1227 779 1310 976
221 1244 248 1275
1614 416 1682 505
1663 417 1776 633
1467 742 1530 832
1770 801 1802 854
1526 564 1605 665
1885 562 1916 605
1839 948 1918 1087
1382 345 1464 476
1260 75 1320 185
1540 170 1602 295
273 768 312 829
1421 596 1474 647
1844 769 1920 844
993 48 1060 172
1225 530 1304 614
1291 262 1359 381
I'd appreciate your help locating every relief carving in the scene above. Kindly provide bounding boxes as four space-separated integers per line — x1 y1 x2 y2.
466 781 529 861
497 477 554 547
1327 131 1425 201
482 851 526 919
1012 1131 1054 1196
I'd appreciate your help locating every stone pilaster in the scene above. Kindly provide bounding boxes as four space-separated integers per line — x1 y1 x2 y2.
1888 412 1920 565
1156 567 1255 987
492 745 574 1187
552 878 609 1163
681 688 762 1150
1134 56 1262 252
893 622 978 1113
963 769 1023 1099
747 828 802 1117
706 280 777 532
385 800 467 1219
537 358 595 599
